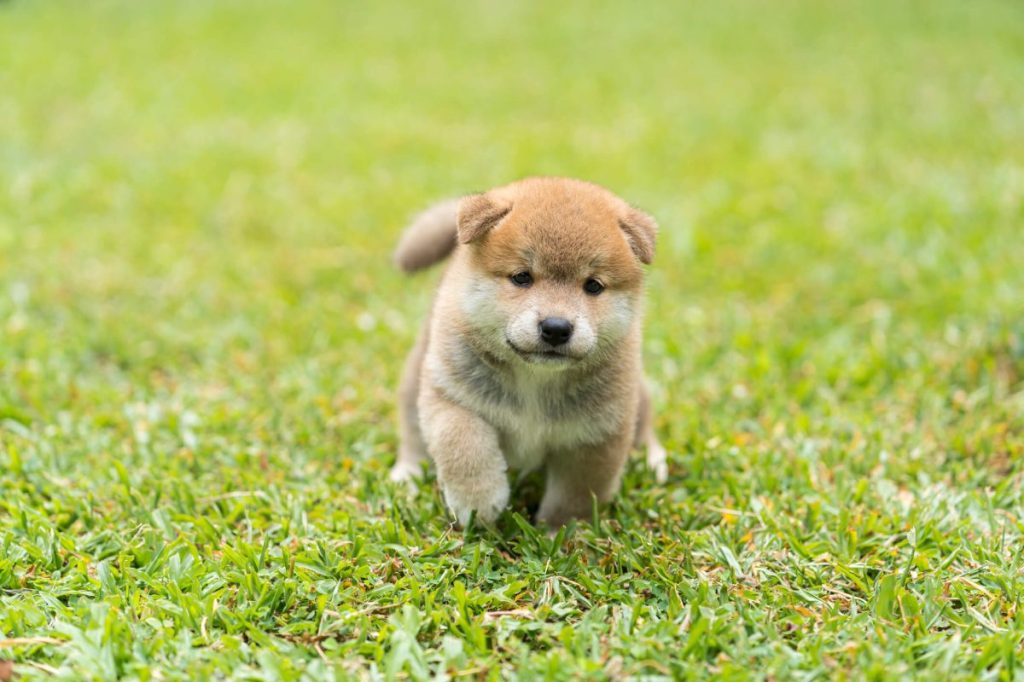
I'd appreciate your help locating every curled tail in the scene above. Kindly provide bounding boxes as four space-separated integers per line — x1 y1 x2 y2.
392 198 460 273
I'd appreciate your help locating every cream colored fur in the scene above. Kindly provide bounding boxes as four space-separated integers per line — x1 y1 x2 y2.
391 178 666 528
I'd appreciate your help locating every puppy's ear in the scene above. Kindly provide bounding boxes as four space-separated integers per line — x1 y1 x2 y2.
457 193 512 244
618 207 658 264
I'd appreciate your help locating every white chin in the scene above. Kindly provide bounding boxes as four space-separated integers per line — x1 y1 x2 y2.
506 341 578 366
522 352 573 364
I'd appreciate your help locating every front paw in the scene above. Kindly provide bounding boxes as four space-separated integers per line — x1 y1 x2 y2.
389 459 423 484
646 440 669 484
441 475 510 527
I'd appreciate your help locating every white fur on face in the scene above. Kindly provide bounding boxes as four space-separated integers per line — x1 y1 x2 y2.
505 305 542 350
504 302 599 359
599 291 637 343
461 274 637 367
459 276 504 332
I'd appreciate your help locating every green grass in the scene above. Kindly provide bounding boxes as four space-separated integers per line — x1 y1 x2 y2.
2 0 1024 678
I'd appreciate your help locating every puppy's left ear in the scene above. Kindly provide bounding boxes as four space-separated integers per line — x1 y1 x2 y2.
619 207 658 264
457 193 512 244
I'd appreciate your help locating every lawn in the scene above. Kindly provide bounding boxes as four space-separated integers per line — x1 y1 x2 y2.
2 0 1023 678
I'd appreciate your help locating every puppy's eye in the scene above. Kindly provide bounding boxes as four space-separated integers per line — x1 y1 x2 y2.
583 278 605 295
510 271 533 287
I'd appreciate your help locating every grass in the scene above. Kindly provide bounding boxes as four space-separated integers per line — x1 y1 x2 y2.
1 0 1023 678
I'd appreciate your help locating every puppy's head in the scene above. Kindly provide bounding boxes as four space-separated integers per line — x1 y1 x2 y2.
455 178 656 369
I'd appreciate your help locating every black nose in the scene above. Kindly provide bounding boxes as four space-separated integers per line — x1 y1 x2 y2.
539 317 573 346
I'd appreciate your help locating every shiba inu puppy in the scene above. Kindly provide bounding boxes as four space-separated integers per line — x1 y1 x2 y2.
390 177 667 528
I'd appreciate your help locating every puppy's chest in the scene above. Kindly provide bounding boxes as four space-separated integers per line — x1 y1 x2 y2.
441 348 625 468
497 410 573 473
486 380 614 472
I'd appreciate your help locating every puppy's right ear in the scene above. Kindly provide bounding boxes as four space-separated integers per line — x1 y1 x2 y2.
457 193 512 244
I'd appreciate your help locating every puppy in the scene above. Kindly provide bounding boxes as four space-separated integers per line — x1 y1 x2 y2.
390 177 667 528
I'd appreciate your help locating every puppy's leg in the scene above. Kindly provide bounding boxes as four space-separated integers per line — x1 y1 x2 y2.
420 388 509 526
390 327 430 483
635 381 668 484
537 432 631 528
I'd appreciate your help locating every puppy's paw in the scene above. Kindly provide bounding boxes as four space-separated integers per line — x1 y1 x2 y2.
389 460 422 484
442 475 510 527
388 462 422 496
647 440 668 484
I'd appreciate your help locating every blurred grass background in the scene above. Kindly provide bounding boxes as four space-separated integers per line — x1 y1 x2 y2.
2 0 1023 678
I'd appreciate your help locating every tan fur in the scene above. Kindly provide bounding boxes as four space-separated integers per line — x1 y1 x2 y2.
391 177 666 528
392 199 460 272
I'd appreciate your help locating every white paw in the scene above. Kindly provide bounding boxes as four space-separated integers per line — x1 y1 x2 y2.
442 476 510 527
389 459 426 496
389 460 421 484
647 440 668 484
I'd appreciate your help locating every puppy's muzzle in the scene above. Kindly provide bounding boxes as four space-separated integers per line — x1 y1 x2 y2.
539 317 573 346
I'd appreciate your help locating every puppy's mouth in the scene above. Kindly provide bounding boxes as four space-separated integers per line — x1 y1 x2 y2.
505 338 575 363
